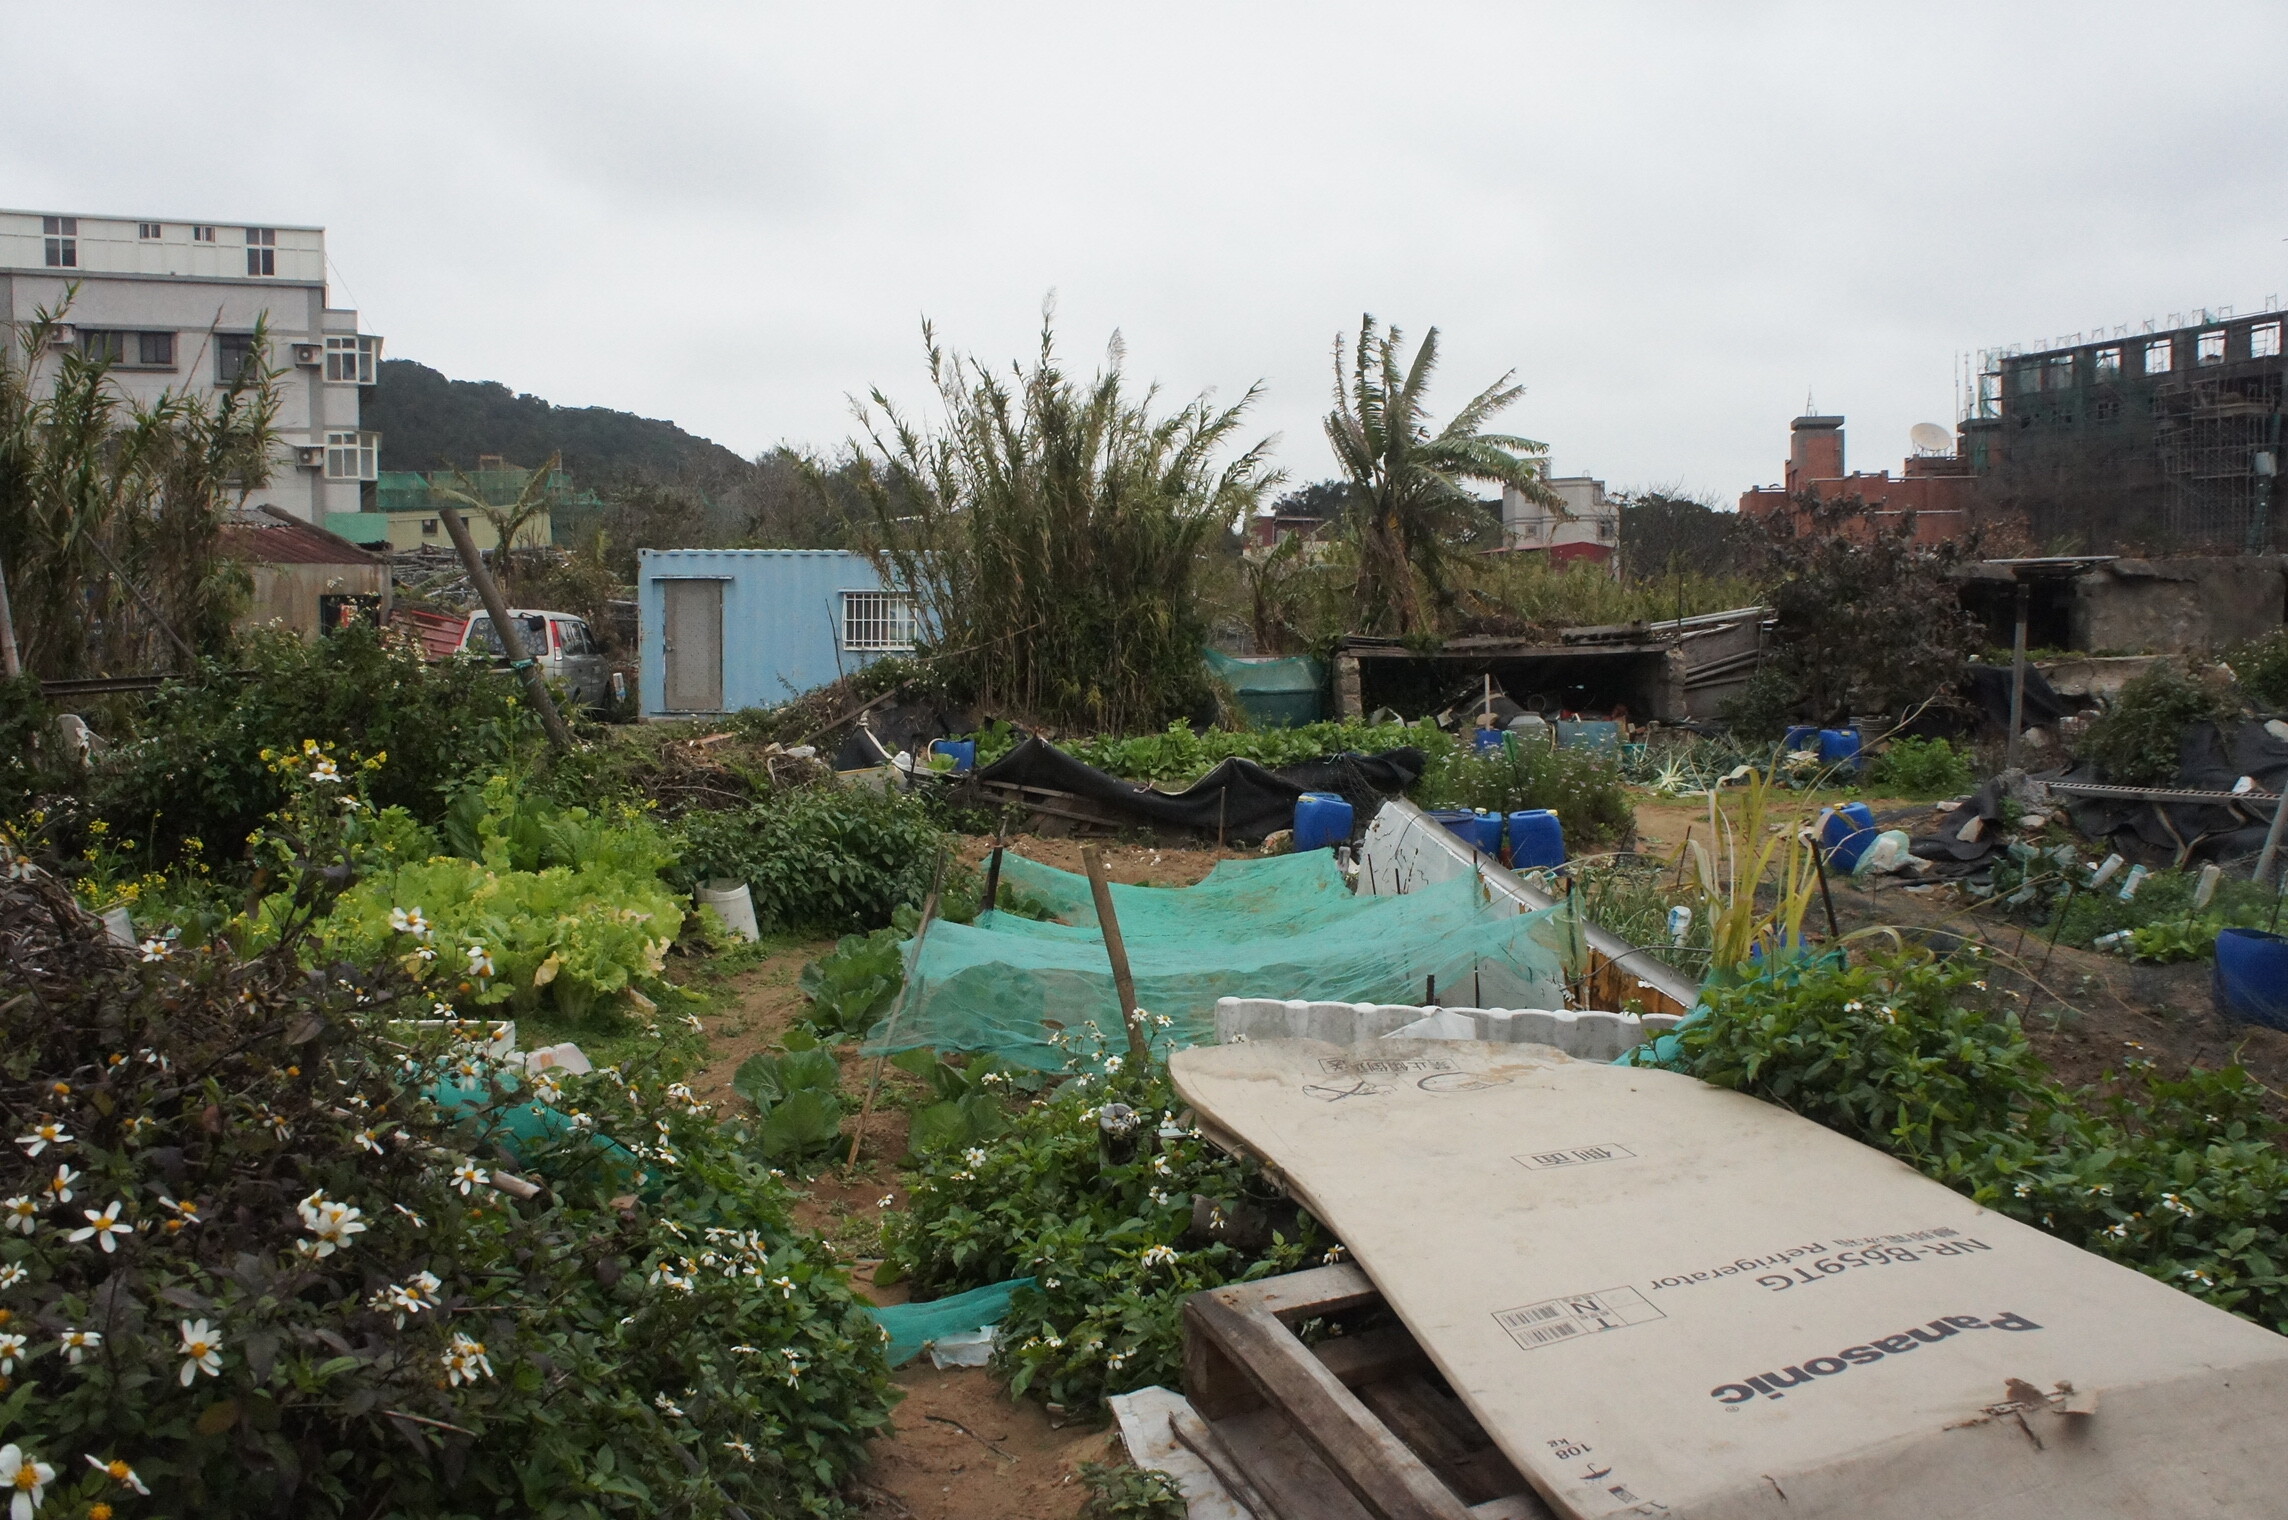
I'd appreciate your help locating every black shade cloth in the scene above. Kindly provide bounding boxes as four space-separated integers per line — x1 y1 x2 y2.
1963 663 2077 731
2060 720 2288 866
972 735 1426 842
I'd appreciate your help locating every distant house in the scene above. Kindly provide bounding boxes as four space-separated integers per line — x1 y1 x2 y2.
1502 475 1619 567
635 549 913 717
326 458 602 551
218 508 393 638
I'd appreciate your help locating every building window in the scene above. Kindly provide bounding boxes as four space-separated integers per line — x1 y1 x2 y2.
841 591 917 652
41 215 75 267
2045 355 2076 390
245 227 276 276
137 331 175 367
192 225 215 242
2256 322 2284 359
2144 337 2173 374
324 430 379 481
2093 395 2122 423
79 330 125 364
324 334 379 384
216 332 260 385
421 518 439 537
2196 329 2227 365
137 222 162 240
2094 346 2121 378
2007 362 2040 395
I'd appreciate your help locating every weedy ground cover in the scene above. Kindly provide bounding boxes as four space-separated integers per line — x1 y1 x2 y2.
1671 950 2288 1333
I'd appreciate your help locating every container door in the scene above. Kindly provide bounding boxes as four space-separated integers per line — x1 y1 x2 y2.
662 580 724 711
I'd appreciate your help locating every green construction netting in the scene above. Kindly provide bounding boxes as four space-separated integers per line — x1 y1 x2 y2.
1204 647 1324 727
864 851 1571 1068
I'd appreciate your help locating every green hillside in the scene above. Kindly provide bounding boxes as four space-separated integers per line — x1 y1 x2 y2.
365 359 749 479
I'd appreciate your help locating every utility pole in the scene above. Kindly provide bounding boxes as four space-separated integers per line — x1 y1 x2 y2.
435 501 575 752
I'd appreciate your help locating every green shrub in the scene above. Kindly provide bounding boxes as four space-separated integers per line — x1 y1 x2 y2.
93 624 537 866
1673 949 2288 1334
1868 735 1976 798
1412 735 1635 849
2074 662 2236 785
976 717 1442 786
881 1048 1330 1411
0 850 893 1519
1718 664 1802 743
666 786 945 935
2231 629 2288 711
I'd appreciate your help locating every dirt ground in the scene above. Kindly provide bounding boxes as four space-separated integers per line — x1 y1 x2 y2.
683 835 1276 1519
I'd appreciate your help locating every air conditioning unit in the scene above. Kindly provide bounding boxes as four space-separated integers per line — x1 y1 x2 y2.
45 324 75 348
295 444 326 468
291 343 322 366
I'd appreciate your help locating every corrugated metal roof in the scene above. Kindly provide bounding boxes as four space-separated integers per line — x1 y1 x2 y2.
217 511 384 566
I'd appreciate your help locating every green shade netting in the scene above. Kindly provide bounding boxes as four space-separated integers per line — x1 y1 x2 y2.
867 1277 1036 1366
865 851 1570 1068
1204 647 1324 727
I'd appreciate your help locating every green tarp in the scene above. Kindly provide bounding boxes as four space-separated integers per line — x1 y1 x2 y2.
866 851 1569 1068
1205 647 1324 728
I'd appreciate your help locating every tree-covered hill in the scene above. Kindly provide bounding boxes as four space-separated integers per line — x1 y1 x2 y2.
365 358 749 480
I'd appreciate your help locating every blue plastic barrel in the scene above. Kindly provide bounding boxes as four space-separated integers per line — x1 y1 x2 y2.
1818 727 1862 769
1557 720 1622 756
2215 929 2288 1031
1783 725 1820 753
1428 809 1499 854
1507 809 1566 869
930 738 976 773
1292 792 1354 851
1818 802 1879 872
1472 727 1508 754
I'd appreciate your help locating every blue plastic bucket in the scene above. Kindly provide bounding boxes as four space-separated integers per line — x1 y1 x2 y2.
1292 792 1354 851
930 738 976 773
2214 929 2288 1031
1507 809 1566 869
1819 802 1879 872
1556 720 1622 756
1818 727 1862 769
1783 725 1820 754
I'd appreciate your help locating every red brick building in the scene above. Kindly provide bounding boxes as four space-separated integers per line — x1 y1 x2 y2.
1738 415 1975 544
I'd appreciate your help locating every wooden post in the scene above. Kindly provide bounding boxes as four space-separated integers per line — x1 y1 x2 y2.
0 558 20 680
435 500 575 753
2254 792 2288 891
1081 843 1150 1064
2004 580 2031 771
1217 785 1228 851
847 854 947 1167
980 814 1009 917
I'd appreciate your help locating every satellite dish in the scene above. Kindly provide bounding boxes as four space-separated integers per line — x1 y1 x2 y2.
1910 422 1952 455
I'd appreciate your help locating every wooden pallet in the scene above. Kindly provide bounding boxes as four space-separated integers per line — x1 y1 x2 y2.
1180 1264 1552 1520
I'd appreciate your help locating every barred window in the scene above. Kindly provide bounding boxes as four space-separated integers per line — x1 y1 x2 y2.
841 591 916 652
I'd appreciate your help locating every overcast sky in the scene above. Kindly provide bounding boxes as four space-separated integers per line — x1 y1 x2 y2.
8 3 2285 503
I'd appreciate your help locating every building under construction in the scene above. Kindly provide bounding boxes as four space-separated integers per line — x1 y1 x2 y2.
1968 307 2285 551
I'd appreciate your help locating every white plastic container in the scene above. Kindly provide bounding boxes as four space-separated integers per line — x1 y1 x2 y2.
697 879 760 942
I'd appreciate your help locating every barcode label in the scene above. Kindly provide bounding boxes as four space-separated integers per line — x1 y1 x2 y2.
1495 1287 1666 1352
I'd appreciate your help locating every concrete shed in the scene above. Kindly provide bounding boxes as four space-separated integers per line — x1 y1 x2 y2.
218 507 392 639
636 548 910 717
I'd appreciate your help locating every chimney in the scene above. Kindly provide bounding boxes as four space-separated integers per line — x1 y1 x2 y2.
1786 415 1845 491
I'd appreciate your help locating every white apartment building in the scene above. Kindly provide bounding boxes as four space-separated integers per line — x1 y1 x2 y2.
0 209 381 523
1501 473 1618 567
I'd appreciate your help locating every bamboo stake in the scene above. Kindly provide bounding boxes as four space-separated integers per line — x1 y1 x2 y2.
1810 840 1841 943
980 813 1009 917
1081 844 1150 1064
0 558 20 679
434 500 575 753
846 853 948 1168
